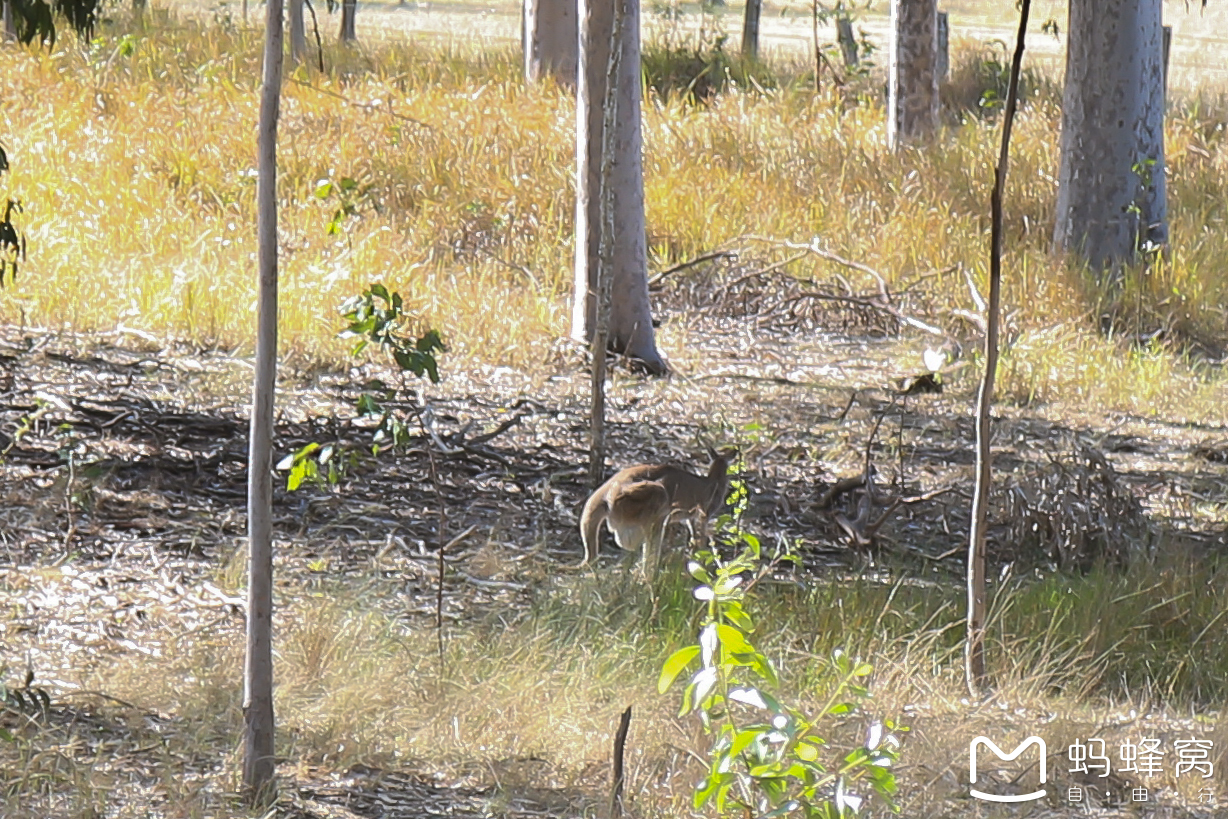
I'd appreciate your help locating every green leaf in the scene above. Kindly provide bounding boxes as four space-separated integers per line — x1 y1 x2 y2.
715 623 754 655
680 681 697 716
729 727 763 759
728 686 768 709
760 800 801 818
723 601 755 632
687 560 712 583
356 393 382 416
714 779 735 813
417 329 444 352
658 645 701 694
693 775 718 808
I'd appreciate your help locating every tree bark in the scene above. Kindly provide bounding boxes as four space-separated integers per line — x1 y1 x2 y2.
887 0 939 150
340 0 357 41
243 0 283 802
1053 0 1166 275
741 0 761 60
287 0 307 62
572 0 666 375
3 0 16 42
524 0 578 88
835 15 858 67
936 10 949 81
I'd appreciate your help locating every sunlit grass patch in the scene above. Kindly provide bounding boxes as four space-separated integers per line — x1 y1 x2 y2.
0 13 1226 401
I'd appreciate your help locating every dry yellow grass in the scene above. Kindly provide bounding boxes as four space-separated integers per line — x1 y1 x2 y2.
0 8 1226 416
4 14 1228 816
67 549 1226 816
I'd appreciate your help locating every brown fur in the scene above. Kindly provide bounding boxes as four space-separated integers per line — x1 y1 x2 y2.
579 448 735 576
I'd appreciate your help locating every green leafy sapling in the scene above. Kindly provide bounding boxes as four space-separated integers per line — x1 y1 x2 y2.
660 519 904 818
278 283 444 489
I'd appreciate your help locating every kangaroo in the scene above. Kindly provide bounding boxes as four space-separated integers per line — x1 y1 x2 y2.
580 447 735 576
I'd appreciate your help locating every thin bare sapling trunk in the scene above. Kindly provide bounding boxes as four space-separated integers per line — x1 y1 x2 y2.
811 0 822 91
588 0 626 487
609 706 632 819
966 0 1030 697
243 0 284 800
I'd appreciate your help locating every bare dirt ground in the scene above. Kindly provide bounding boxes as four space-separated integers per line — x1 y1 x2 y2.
2 263 1227 816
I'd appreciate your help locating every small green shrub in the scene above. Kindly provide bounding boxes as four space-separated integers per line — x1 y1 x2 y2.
941 43 1055 119
660 512 904 817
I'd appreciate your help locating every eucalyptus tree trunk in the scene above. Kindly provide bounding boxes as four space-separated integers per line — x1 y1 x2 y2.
524 0 578 87
243 0 283 801
3 0 16 41
340 0 357 41
1053 0 1166 275
835 15 858 67
887 0 939 150
572 0 666 375
937 10 949 80
741 0 761 59
288 0 307 62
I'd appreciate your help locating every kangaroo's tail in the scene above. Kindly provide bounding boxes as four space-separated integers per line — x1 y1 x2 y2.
579 493 607 566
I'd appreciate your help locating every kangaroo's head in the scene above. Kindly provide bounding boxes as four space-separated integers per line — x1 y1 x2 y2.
705 446 738 479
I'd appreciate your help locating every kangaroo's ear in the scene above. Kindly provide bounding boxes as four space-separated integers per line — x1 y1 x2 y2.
706 445 718 461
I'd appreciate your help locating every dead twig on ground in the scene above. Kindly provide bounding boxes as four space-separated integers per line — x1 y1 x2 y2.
648 251 738 287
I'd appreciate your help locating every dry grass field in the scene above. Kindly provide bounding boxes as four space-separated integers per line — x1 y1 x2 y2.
2 1 1228 817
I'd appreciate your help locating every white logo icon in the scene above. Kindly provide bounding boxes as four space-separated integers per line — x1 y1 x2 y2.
969 736 1048 803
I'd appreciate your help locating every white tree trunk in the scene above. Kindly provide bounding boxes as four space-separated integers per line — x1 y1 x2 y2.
524 0 578 88
340 0 357 41
1053 0 1166 274
243 0 283 801
887 0 939 150
3 0 16 42
287 0 307 63
572 0 666 374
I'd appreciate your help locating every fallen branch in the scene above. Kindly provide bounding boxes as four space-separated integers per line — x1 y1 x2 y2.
782 291 946 337
729 235 947 337
648 250 738 287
